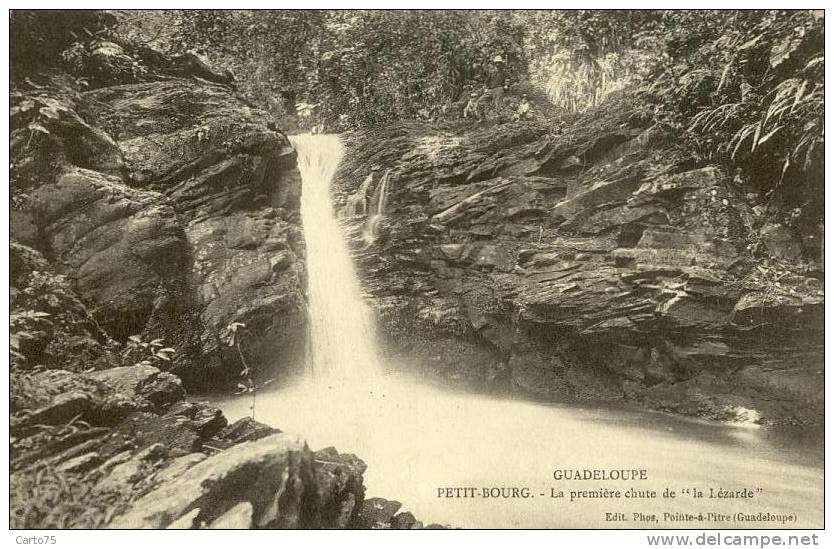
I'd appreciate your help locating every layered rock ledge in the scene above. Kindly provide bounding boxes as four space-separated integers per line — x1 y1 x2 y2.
334 106 823 428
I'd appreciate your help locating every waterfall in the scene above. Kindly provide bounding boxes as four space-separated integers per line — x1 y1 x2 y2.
362 169 391 245
372 169 391 215
290 133 381 383
222 139 824 527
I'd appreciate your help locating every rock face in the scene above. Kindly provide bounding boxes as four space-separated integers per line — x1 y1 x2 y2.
334 108 823 427
11 67 306 388
10 354 368 529
110 433 330 529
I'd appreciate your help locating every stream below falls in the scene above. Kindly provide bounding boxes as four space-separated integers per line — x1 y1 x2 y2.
216 134 823 529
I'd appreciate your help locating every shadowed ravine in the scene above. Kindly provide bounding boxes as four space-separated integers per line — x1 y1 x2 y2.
218 135 823 529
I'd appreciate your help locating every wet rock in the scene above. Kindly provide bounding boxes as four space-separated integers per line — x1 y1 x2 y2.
154 453 207 485
27 168 189 342
96 443 168 493
311 447 367 528
136 372 185 407
11 75 309 389
114 412 201 454
760 222 803 261
86 364 184 409
391 511 419 529
164 402 227 439
551 174 640 224
166 508 201 530
168 52 235 86
26 391 95 427
14 369 122 429
57 452 101 473
108 433 311 528
215 417 278 444
208 502 254 529
87 365 159 398
354 497 402 529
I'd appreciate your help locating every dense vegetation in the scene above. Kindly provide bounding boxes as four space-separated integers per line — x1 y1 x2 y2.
10 9 824 241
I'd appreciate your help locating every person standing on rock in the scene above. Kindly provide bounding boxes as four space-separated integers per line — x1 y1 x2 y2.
515 94 532 121
479 55 507 113
463 91 481 120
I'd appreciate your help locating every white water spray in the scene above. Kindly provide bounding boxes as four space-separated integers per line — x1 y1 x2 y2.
291 133 381 383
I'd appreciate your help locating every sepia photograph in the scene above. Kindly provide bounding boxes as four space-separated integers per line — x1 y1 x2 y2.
6 4 827 540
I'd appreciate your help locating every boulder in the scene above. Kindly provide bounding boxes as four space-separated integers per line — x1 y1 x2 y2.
27 167 192 344
760 222 804 261
208 502 253 529
117 412 199 452
163 402 227 439
354 497 402 529
108 433 312 529
311 447 367 528
391 511 419 529
96 443 168 493
87 365 184 408
215 417 278 444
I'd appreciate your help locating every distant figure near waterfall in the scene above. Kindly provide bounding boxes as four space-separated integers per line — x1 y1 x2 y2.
479 55 507 111
463 91 480 119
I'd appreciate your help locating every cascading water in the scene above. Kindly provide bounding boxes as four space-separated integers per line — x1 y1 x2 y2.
362 169 391 245
218 133 823 528
290 133 382 382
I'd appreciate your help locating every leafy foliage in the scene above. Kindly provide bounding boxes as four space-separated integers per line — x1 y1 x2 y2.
10 10 116 76
10 311 52 367
520 10 663 112
648 10 823 216
112 10 529 129
225 321 273 420
121 335 175 368
60 40 149 88
12 9 824 251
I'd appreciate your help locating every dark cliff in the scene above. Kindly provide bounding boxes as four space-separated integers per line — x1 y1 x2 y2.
334 95 823 428
11 55 307 390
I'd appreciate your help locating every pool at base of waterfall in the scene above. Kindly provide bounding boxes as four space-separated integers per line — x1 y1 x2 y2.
216 371 822 529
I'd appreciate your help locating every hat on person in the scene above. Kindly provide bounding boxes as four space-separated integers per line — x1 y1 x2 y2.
371 164 381 171
493 55 505 63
